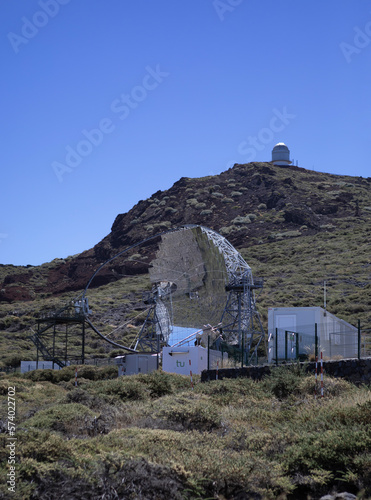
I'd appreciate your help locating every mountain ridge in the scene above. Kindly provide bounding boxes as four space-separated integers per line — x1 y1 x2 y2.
1 161 370 304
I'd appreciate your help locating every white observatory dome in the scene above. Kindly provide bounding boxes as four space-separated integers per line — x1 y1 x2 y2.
272 142 292 166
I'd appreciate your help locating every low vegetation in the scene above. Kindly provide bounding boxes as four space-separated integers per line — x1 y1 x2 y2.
1 367 371 499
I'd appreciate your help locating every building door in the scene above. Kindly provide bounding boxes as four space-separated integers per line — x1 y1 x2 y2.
276 314 297 359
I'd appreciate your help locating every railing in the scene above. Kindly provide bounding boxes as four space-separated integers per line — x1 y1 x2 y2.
29 334 65 368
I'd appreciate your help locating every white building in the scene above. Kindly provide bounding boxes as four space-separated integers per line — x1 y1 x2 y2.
272 142 292 166
162 346 226 375
268 307 358 362
116 353 158 376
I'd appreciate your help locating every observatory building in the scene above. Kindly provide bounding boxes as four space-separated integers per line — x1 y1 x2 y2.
272 142 292 166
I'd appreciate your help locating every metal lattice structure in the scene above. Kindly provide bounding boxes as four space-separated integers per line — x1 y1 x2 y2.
133 225 266 360
221 273 266 363
58 224 267 361
200 226 266 362
30 299 90 367
199 226 252 281
134 286 172 352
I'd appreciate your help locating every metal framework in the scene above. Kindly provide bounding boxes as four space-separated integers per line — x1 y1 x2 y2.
134 288 172 352
221 273 266 363
30 299 90 367
200 226 252 281
30 225 265 362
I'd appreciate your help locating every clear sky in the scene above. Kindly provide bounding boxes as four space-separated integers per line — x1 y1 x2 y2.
1 0 370 266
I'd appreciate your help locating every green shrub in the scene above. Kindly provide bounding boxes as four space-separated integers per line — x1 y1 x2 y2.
90 378 148 401
263 365 305 399
24 368 58 383
140 370 173 398
196 377 264 405
23 365 117 384
186 198 198 206
155 395 221 431
269 230 301 240
19 430 73 462
24 403 96 433
232 215 251 225
164 207 178 214
298 375 352 398
195 202 206 209
65 388 95 406
3 354 23 368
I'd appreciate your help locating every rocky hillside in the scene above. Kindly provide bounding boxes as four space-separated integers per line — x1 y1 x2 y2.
1 161 370 302
0 161 371 368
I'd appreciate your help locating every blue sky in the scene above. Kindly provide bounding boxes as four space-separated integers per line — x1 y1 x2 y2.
1 0 370 266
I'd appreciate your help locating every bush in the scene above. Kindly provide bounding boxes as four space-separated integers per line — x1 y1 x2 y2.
186 198 198 206
24 456 192 500
164 207 178 214
264 365 305 399
23 365 117 384
155 395 221 431
19 430 73 462
3 354 23 368
195 202 206 209
91 378 148 401
298 375 352 398
196 377 264 405
24 403 96 434
140 371 173 398
24 368 58 383
74 366 100 381
232 216 251 225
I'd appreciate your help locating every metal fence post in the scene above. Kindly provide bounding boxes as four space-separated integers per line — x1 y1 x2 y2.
285 331 288 361
296 332 299 360
315 323 318 360
358 319 361 359
275 328 278 366
207 335 210 370
241 332 244 368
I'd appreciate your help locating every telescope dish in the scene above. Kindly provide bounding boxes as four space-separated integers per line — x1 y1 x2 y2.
82 225 265 360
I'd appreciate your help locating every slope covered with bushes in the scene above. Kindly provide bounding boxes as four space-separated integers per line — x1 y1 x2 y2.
1 367 371 499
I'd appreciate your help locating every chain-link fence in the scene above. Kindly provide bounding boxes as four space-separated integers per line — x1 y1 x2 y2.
268 321 369 364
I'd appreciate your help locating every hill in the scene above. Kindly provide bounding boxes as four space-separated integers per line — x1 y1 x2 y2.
0 161 370 366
